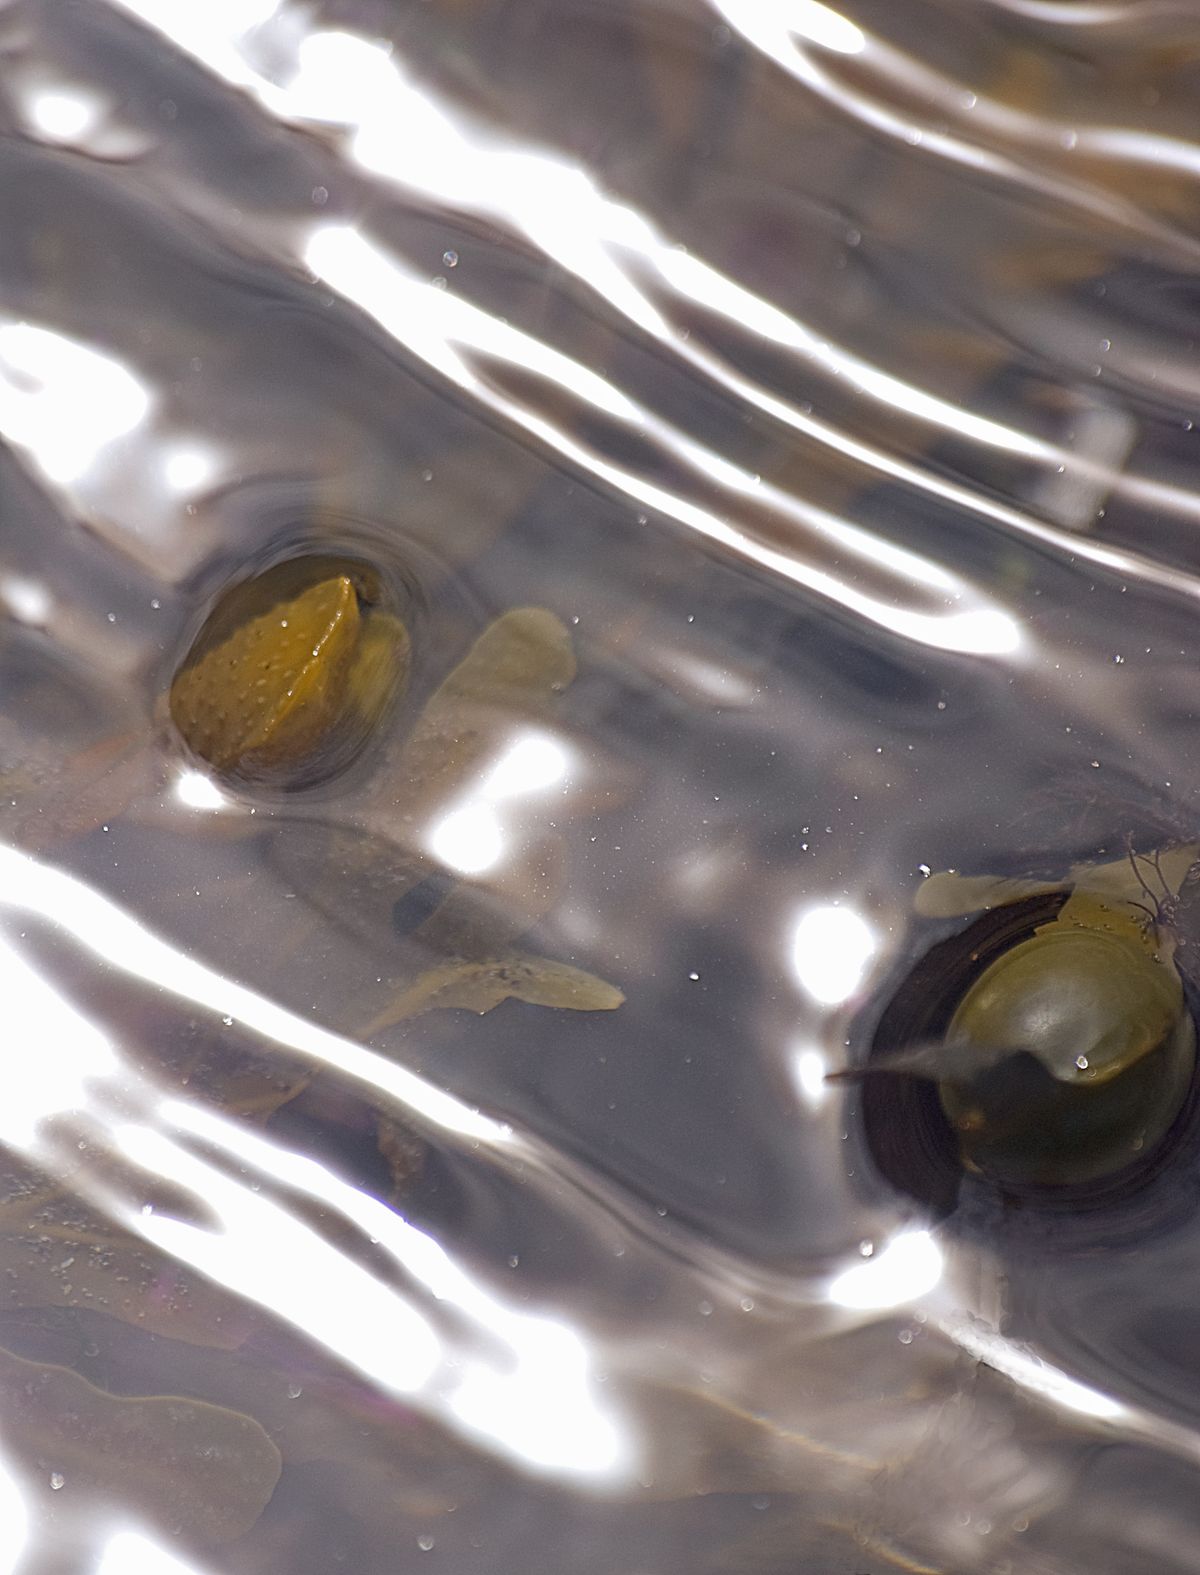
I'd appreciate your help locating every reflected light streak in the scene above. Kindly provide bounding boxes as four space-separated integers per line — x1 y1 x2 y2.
26 88 103 142
106 0 282 97
994 0 1140 19
447 1312 620 1476
828 1230 943 1310
482 731 570 798
162 443 218 494
289 30 670 341
305 221 638 417
287 27 1046 459
654 248 1045 459
427 730 571 877
832 11 1200 190
113 3 1154 627
941 1314 1125 1422
105 1 1200 599
792 1045 831 1111
0 931 119 1146
0 576 51 627
427 803 506 877
710 0 1200 279
646 306 1191 594
107 7 1066 471
0 322 150 486
114 1119 443 1394
0 1444 27 1574
786 0 864 53
0 842 506 1145
306 225 1022 658
153 1101 631 1480
791 904 878 1006
668 651 757 706
98 1530 212 1575
172 769 233 813
646 249 1200 596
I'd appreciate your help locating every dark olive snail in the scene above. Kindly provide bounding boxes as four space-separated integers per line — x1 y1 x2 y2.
852 846 1200 1194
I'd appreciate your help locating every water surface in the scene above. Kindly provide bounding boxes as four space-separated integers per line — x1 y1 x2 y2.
4 1 1200 1570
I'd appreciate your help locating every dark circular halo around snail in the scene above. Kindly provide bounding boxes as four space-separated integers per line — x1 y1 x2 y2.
849 858 1200 1212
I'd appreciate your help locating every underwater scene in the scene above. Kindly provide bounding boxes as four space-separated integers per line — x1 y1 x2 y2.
5 0 1200 1570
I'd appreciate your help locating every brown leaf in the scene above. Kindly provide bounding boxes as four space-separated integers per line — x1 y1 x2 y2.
376 1117 426 1203
0 1166 256 1350
170 575 362 777
364 953 624 1033
380 607 576 820
0 1343 280 1545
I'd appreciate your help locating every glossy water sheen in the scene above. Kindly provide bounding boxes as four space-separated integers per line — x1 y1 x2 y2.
5 1 1200 1571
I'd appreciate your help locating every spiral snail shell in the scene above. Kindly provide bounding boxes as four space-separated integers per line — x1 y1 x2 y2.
854 844 1200 1200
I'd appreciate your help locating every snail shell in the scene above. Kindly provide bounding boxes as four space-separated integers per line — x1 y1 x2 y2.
858 891 1198 1209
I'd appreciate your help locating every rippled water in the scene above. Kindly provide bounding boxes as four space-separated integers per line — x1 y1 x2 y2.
7 0 1200 1570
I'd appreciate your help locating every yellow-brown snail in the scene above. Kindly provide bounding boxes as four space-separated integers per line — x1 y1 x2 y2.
168 556 410 788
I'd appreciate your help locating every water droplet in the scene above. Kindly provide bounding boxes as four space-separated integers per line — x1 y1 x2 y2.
417 1535 435 1552
49 1472 64 1491
442 249 458 267
1076 1055 1090 1070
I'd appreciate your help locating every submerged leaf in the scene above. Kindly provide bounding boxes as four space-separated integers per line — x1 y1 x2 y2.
381 607 576 818
0 1343 280 1544
0 1167 255 1350
914 870 1060 919
345 609 411 731
365 953 624 1032
376 1116 426 1203
914 841 1200 927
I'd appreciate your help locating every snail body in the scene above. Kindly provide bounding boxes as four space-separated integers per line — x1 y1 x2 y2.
862 847 1200 1191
